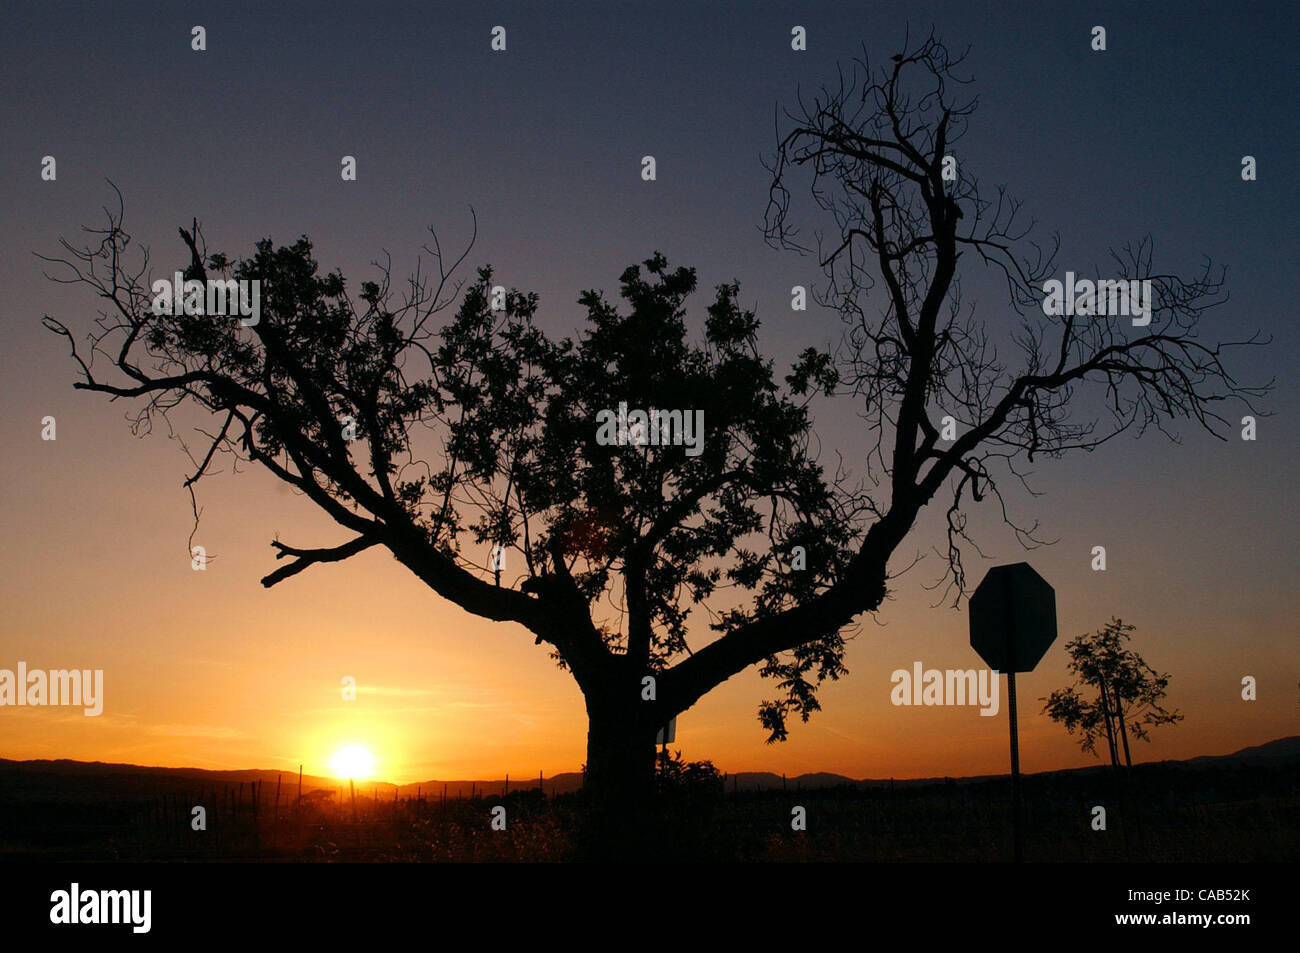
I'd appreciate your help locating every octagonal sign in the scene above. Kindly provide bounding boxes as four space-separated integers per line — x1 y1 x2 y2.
968 562 1057 673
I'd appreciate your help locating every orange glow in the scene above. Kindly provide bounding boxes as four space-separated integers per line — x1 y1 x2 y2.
330 744 376 780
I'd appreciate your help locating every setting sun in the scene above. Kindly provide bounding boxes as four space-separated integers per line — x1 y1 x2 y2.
330 744 377 780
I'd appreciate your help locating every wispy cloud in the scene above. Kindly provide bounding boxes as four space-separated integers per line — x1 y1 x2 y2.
148 724 246 739
358 685 438 698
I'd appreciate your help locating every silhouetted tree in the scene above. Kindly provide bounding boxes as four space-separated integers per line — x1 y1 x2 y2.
42 31 1263 851
762 31 1269 600
1042 618 1183 768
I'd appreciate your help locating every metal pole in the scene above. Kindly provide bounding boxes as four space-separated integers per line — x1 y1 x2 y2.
1001 571 1023 865
1007 670 1022 863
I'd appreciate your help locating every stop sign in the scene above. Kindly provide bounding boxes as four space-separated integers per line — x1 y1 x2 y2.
969 563 1057 672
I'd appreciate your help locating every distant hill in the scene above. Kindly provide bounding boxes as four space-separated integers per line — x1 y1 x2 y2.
2 736 1295 797
721 736 1300 790
1185 736 1300 765
0 758 579 800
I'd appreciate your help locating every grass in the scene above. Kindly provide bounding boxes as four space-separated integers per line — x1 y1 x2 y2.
2 760 1295 862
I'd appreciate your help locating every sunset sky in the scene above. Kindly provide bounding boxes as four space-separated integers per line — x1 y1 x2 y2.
1 2 1295 785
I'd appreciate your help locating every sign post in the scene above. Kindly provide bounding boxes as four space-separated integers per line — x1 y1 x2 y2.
655 716 676 752
969 562 1057 863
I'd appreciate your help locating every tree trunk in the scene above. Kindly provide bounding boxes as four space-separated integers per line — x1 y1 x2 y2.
580 705 659 859
1098 678 1120 769
1113 693 1134 768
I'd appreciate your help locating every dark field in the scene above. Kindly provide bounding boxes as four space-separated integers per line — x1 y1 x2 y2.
2 757 1295 862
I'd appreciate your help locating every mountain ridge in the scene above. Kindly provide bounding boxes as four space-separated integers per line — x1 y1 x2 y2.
2 735 1294 796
